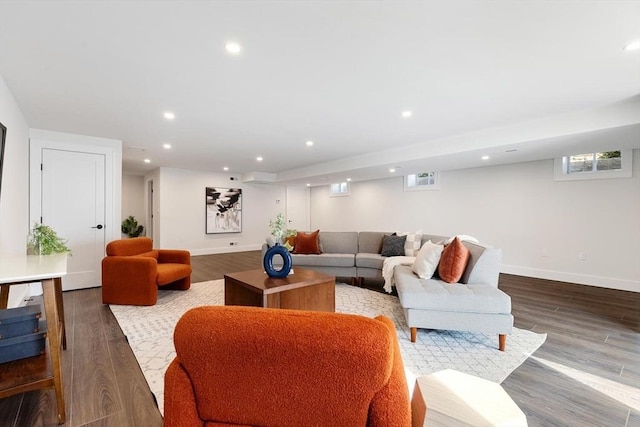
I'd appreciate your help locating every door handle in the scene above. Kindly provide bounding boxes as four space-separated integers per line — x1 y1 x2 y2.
92 224 103 229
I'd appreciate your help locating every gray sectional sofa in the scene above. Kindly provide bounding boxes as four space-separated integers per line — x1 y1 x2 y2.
263 230 513 350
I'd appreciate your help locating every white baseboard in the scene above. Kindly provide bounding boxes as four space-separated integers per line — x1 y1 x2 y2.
189 244 263 256
501 265 639 293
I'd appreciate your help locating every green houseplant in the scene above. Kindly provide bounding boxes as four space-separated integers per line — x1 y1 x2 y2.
27 223 72 255
121 215 144 238
268 213 297 249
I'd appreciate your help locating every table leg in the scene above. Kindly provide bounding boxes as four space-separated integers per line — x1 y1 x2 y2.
54 277 67 350
0 284 9 309
42 278 66 424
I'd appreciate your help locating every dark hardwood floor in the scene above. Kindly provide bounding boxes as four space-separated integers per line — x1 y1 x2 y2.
0 250 638 426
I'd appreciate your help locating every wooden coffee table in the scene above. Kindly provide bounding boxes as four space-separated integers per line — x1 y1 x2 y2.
224 268 335 312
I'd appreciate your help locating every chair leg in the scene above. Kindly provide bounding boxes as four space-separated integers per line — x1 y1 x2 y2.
410 327 417 343
499 334 506 351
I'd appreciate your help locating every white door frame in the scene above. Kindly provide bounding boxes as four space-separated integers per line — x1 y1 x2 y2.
29 129 122 263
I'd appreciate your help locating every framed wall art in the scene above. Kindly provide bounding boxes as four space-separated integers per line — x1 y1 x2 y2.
206 187 242 234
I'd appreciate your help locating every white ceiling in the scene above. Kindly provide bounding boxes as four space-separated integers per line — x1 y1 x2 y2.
1 0 639 186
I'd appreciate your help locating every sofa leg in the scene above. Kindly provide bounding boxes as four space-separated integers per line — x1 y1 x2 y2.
499 334 506 351
410 327 417 343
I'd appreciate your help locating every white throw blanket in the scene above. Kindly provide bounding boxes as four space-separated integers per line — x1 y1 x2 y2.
382 256 415 293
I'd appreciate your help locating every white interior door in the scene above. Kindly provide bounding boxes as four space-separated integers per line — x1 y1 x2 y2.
41 149 106 290
286 186 310 231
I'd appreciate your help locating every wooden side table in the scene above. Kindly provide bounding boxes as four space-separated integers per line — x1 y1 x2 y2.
412 369 528 426
224 268 335 312
0 254 68 424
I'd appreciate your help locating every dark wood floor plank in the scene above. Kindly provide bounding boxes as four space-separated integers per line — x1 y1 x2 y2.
70 290 122 425
12 389 58 427
106 334 162 426
0 392 21 426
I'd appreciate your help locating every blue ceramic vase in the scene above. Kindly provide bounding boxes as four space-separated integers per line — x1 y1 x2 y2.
263 243 293 278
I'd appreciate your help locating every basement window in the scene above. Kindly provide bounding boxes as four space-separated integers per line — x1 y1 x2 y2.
330 182 350 196
554 150 632 181
404 172 439 191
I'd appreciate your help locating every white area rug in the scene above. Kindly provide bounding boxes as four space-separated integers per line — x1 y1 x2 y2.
110 280 546 415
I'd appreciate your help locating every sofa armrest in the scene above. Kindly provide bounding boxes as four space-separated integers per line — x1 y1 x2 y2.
158 249 191 265
164 359 202 426
369 315 411 426
101 256 159 305
462 245 502 287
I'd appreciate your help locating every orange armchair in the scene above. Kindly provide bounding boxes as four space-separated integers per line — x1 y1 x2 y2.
101 237 191 306
164 306 411 427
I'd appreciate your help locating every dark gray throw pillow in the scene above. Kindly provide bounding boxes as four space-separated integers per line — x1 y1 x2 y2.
381 234 407 257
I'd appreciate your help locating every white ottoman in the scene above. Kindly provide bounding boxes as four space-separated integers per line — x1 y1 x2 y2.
412 369 527 427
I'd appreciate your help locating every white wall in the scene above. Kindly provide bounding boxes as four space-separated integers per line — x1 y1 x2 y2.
0 74 31 306
155 167 286 255
310 150 640 292
122 174 146 235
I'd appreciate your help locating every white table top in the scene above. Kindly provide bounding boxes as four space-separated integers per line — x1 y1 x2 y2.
0 254 68 284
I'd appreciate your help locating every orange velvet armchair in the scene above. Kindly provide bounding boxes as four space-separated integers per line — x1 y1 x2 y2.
101 237 191 306
164 306 411 427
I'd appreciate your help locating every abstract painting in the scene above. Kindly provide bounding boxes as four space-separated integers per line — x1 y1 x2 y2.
206 187 242 233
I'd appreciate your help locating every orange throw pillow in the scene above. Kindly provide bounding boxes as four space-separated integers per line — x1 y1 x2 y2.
292 230 321 254
438 237 470 283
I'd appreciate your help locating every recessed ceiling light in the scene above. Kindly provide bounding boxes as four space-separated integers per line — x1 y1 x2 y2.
402 111 412 118
223 166 229 171
306 183 311 187
164 112 175 120
623 40 640 51
163 143 171 149
256 156 263 162
225 42 242 54
144 159 151 163
482 155 490 160
306 140 314 147
389 168 396 173
346 178 351 182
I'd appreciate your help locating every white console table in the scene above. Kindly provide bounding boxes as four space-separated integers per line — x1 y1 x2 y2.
0 254 68 424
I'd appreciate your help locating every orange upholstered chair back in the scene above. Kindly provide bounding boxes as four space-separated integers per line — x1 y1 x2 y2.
106 237 153 256
165 306 411 427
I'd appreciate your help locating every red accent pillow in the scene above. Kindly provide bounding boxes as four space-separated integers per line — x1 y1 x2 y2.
292 230 321 254
438 237 470 283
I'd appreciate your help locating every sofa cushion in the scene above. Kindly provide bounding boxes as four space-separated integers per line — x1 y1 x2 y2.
381 234 406 257
412 241 443 279
318 231 358 254
394 265 511 314
291 253 355 268
438 237 470 283
157 263 192 286
358 232 388 254
293 230 321 254
356 253 385 269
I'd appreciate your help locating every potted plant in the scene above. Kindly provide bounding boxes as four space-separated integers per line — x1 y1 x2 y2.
27 223 72 255
121 215 144 238
269 213 287 242
268 213 297 247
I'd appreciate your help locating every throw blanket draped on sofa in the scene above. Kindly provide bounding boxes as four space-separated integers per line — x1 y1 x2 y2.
382 256 415 293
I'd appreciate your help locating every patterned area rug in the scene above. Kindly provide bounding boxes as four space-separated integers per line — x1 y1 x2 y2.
110 280 546 414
